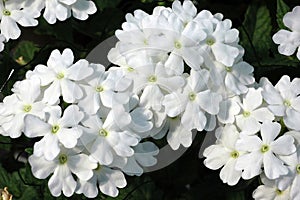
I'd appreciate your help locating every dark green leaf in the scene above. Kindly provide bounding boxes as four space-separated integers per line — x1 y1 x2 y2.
276 0 290 29
13 41 40 65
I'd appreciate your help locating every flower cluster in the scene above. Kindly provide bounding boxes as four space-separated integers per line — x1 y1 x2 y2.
0 0 96 51
0 48 159 198
0 0 300 199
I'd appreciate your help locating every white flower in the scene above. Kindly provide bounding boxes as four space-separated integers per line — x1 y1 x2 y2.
29 148 97 197
261 76 300 130
0 0 40 40
172 0 197 24
235 121 296 180
121 142 159 176
76 164 127 198
31 0 97 24
235 88 274 135
203 124 243 186
0 78 47 138
24 105 84 160
163 69 222 131
80 111 139 165
272 6 300 60
31 48 93 104
253 174 291 200
217 96 241 124
276 148 300 199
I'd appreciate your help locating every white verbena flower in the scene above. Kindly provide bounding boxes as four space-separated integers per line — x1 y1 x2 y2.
29 148 97 197
31 48 93 104
272 6 300 60
235 88 274 135
235 121 296 180
203 124 243 186
261 76 300 131
24 105 84 160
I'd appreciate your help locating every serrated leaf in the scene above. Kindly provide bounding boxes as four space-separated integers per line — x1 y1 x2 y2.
13 41 40 65
239 4 272 64
276 0 290 29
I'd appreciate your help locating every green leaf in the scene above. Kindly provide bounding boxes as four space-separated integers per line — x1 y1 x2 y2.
0 165 10 188
13 41 40 65
276 0 290 29
226 191 245 200
239 4 272 64
95 0 122 10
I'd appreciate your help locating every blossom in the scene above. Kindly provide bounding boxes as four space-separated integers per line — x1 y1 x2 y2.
24 105 84 160
0 78 47 138
76 164 127 198
203 124 243 186
261 76 300 130
235 88 274 135
31 48 93 104
253 174 291 200
272 6 300 60
0 34 5 52
235 121 296 180
29 148 97 197
0 0 40 40
80 111 139 165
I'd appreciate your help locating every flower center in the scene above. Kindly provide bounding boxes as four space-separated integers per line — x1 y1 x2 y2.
3 9 11 16
230 150 239 159
127 67 134 72
51 125 60 134
283 99 291 107
174 41 182 49
296 164 300 174
275 189 283 195
58 154 68 165
148 75 157 83
56 72 65 80
189 92 196 101
95 164 102 171
225 66 232 72
243 110 251 117
143 39 148 45
99 129 108 137
23 105 32 113
206 38 215 46
95 86 104 92
260 144 270 153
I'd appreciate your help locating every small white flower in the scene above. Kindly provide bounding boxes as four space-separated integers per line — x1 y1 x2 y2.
24 105 84 160
0 78 47 138
76 164 127 198
235 88 274 135
235 121 296 180
0 34 5 52
203 124 243 186
29 148 97 197
32 48 93 104
261 76 300 130
272 6 300 60
253 174 291 200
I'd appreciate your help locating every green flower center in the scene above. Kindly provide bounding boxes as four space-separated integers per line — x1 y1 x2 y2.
275 189 283 195
283 99 291 107
230 150 239 159
206 38 215 46
95 164 102 171
3 9 11 16
127 67 134 72
260 144 270 153
143 39 148 45
95 86 104 92
23 105 32 113
51 125 60 134
148 75 157 83
99 129 108 137
58 154 68 165
174 41 182 49
56 72 65 80
189 92 196 101
243 110 251 117
225 66 232 72
296 164 300 174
